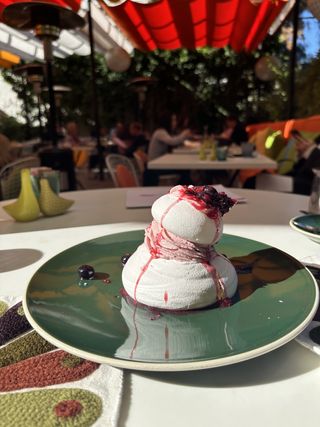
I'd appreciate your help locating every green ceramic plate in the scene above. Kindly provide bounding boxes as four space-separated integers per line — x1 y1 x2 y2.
23 231 319 371
290 215 320 244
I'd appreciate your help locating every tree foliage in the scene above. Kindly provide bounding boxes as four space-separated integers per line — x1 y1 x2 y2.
296 55 320 116
49 35 291 133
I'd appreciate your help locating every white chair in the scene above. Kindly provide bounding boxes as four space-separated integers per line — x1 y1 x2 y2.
0 156 40 200
255 173 293 193
105 154 140 187
133 150 147 175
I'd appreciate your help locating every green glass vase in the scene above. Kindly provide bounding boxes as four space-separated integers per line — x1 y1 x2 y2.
3 169 40 222
39 178 74 217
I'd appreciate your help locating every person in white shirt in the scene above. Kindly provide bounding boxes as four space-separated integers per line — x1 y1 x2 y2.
148 113 191 161
144 113 191 186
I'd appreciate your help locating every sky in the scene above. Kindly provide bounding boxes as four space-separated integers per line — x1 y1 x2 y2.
299 9 320 60
0 75 22 120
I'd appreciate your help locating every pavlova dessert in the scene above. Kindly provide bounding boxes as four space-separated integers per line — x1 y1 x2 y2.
122 185 238 310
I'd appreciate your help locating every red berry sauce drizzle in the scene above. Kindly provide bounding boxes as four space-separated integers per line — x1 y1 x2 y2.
132 186 235 308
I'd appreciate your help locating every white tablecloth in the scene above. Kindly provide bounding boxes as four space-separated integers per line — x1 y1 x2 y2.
1 188 320 427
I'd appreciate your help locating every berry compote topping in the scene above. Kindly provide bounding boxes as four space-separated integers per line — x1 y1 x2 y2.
121 254 131 266
78 265 95 280
182 185 235 215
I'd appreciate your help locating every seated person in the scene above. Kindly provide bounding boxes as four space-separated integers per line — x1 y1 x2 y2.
144 113 192 186
0 133 13 168
289 130 320 195
60 122 93 169
148 113 191 161
61 121 83 147
215 116 248 146
110 122 131 156
110 121 125 139
114 122 149 158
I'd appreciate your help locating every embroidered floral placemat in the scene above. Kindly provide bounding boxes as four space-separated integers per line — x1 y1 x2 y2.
0 297 123 427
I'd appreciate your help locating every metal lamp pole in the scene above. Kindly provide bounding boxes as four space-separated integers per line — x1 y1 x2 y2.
87 0 104 180
288 0 300 119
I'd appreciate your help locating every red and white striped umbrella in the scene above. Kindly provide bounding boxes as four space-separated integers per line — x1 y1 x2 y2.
99 0 290 52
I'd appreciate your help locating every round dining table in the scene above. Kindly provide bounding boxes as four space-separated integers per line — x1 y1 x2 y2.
0 187 319 427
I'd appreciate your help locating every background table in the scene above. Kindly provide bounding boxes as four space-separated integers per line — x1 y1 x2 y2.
1 188 319 427
148 153 277 170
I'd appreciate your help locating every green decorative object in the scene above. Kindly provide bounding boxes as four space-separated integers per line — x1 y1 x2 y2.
39 179 74 217
24 230 318 371
3 169 40 222
0 389 102 427
276 139 297 175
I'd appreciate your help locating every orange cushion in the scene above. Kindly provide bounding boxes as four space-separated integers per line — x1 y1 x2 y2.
134 149 148 163
115 164 136 187
239 167 275 184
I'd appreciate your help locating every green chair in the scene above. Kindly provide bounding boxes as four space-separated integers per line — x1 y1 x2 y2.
276 139 297 175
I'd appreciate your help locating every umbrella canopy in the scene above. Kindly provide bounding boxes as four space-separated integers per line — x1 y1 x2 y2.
99 0 289 52
0 0 81 18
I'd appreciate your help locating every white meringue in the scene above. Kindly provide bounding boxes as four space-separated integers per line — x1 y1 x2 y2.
152 193 222 245
122 186 238 310
122 243 237 310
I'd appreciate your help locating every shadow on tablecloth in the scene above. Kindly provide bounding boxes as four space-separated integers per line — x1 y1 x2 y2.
0 249 43 272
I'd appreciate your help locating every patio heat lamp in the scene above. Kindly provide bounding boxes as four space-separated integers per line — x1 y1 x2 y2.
14 63 45 141
43 85 71 131
128 76 157 122
2 1 85 146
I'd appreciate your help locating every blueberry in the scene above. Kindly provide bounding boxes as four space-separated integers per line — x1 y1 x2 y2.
78 264 95 280
121 254 131 266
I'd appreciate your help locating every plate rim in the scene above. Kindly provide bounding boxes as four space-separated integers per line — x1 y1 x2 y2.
289 215 320 241
22 231 320 372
